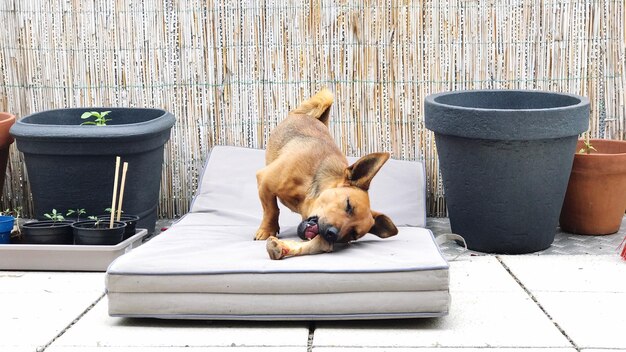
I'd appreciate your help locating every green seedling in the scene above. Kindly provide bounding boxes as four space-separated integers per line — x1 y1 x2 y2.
105 207 124 220
66 208 86 221
44 209 65 222
88 215 102 228
80 111 112 126
578 132 597 154
104 207 123 214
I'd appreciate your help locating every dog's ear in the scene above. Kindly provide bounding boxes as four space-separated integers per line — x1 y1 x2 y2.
369 210 398 238
344 152 390 190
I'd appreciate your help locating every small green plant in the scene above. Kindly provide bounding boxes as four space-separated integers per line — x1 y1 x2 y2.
80 111 111 126
578 132 597 154
44 209 65 222
66 208 86 221
88 215 102 228
104 207 124 214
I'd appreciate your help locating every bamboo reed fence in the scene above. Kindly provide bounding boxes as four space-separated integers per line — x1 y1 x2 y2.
0 0 624 218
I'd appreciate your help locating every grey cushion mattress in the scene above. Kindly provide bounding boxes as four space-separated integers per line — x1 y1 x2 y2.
106 146 449 320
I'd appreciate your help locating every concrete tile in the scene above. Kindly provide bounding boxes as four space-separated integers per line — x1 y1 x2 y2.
48 298 310 349
314 348 576 352
500 255 626 292
48 347 305 352
314 258 572 348
532 291 626 349
0 272 105 352
501 255 626 349
0 271 105 293
449 256 522 292
0 347 37 352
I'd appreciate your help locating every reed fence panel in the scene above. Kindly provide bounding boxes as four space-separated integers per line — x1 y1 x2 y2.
0 0 624 218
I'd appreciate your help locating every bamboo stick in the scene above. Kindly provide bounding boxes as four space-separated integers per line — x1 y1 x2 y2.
116 162 129 222
110 156 121 229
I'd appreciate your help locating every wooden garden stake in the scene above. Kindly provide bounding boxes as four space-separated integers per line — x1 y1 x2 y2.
116 162 129 222
110 156 121 229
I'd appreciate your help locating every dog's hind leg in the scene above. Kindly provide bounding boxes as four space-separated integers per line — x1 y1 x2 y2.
255 168 280 240
266 235 333 260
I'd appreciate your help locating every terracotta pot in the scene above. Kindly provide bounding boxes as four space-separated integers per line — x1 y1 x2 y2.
559 139 626 235
0 113 16 193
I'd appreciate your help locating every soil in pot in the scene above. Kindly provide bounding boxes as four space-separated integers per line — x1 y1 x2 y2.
97 214 139 240
559 139 626 235
72 220 126 245
21 220 75 245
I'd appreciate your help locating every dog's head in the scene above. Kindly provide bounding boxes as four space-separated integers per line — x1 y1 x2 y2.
297 152 398 244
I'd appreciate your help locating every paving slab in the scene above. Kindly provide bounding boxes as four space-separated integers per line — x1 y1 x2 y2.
313 257 572 349
314 348 576 352
500 255 626 292
501 255 626 349
0 272 105 352
48 348 305 352
47 297 310 350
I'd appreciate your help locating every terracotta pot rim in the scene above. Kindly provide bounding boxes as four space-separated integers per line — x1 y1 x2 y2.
0 113 16 148
576 139 626 156
573 139 626 174
0 112 16 123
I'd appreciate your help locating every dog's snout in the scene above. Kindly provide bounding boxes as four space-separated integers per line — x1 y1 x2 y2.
323 226 339 243
298 216 320 240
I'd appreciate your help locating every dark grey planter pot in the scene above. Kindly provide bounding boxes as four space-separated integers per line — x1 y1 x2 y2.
97 214 140 240
72 220 126 245
10 108 175 234
21 220 75 245
425 90 589 254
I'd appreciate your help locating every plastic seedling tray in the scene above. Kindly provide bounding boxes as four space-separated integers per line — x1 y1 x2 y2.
0 229 149 271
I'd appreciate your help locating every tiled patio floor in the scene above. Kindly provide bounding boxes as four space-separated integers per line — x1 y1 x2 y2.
1 217 625 352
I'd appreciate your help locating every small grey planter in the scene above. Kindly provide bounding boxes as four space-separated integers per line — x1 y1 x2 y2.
425 90 589 254
10 108 175 234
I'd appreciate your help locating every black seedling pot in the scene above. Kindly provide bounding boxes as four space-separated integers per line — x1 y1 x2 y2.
21 220 75 245
10 107 175 234
425 90 589 254
72 220 126 245
97 214 139 240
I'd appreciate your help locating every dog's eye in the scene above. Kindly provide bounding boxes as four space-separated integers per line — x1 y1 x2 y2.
345 198 354 216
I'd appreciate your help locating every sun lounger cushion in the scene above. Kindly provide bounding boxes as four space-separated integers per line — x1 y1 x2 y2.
105 146 449 320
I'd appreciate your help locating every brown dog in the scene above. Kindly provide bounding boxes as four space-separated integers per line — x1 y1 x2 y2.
255 88 398 260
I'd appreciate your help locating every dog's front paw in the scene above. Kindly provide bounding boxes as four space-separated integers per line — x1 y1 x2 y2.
254 227 277 241
266 237 289 260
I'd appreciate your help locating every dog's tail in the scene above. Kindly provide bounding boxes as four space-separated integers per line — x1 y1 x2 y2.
290 88 334 126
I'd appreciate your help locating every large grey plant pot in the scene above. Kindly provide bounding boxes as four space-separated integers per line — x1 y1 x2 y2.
425 90 589 254
10 108 175 234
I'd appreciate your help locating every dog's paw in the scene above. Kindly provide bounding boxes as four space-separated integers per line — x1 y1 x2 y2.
266 237 289 260
254 228 277 241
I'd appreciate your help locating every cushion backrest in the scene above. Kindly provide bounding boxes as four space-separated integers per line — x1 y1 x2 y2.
190 146 426 228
